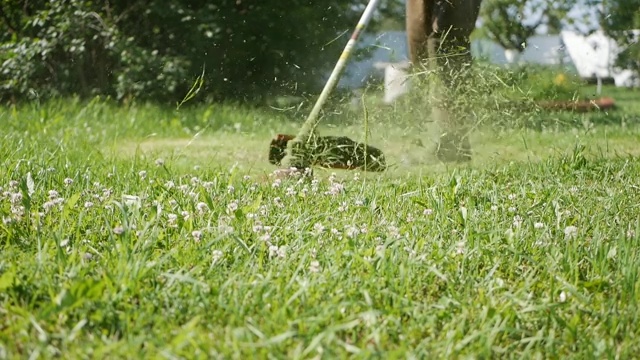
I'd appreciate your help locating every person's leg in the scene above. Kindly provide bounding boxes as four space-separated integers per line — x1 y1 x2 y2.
406 0 482 162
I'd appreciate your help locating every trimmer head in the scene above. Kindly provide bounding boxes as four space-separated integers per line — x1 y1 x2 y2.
269 134 386 172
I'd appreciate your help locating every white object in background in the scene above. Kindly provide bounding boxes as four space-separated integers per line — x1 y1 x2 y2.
374 61 411 104
561 30 640 88
504 49 521 65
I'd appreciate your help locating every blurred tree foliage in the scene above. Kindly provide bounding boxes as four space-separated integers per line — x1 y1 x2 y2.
599 0 640 78
478 0 577 52
0 0 403 104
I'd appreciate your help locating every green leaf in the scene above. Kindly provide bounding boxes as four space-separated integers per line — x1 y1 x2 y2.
0 268 17 291
63 193 81 220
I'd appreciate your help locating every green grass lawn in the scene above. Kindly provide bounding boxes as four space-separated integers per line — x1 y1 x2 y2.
1 85 640 358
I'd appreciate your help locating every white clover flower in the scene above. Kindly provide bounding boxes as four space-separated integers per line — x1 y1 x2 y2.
220 224 234 234
10 193 22 205
227 185 235 194
338 202 348 212
258 205 268 216
534 222 545 229
325 182 345 196
273 197 284 208
508 206 516 213
490 205 498 212
167 213 178 227
212 250 223 263
387 225 401 239
243 175 251 181
559 291 567 303
196 202 209 214
43 201 56 212
272 178 282 188
155 158 165 166
564 226 578 239
455 241 465 255
259 233 271 242
286 187 296 196
423 208 434 216
138 170 147 179
309 260 321 273
169 199 177 207
330 228 341 237
202 181 214 189
113 226 125 235
268 245 279 258
123 195 141 207
181 210 190 220
9 192 22 205
8 180 18 189
277 246 287 258
165 180 175 189
508 193 516 200
84 201 94 209
512 215 523 228
406 213 415 223
64 178 74 186
346 226 359 238
226 200 239 213
192 230 202 242
10 206 24 221
313 222 325 235
311 179 319 193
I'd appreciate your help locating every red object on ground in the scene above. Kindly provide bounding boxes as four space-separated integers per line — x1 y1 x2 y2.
538 97 615 113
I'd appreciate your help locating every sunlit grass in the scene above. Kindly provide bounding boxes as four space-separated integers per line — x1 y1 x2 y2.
1 81 640 357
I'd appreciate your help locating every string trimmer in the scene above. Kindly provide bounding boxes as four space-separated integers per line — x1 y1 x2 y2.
269 0 387 174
